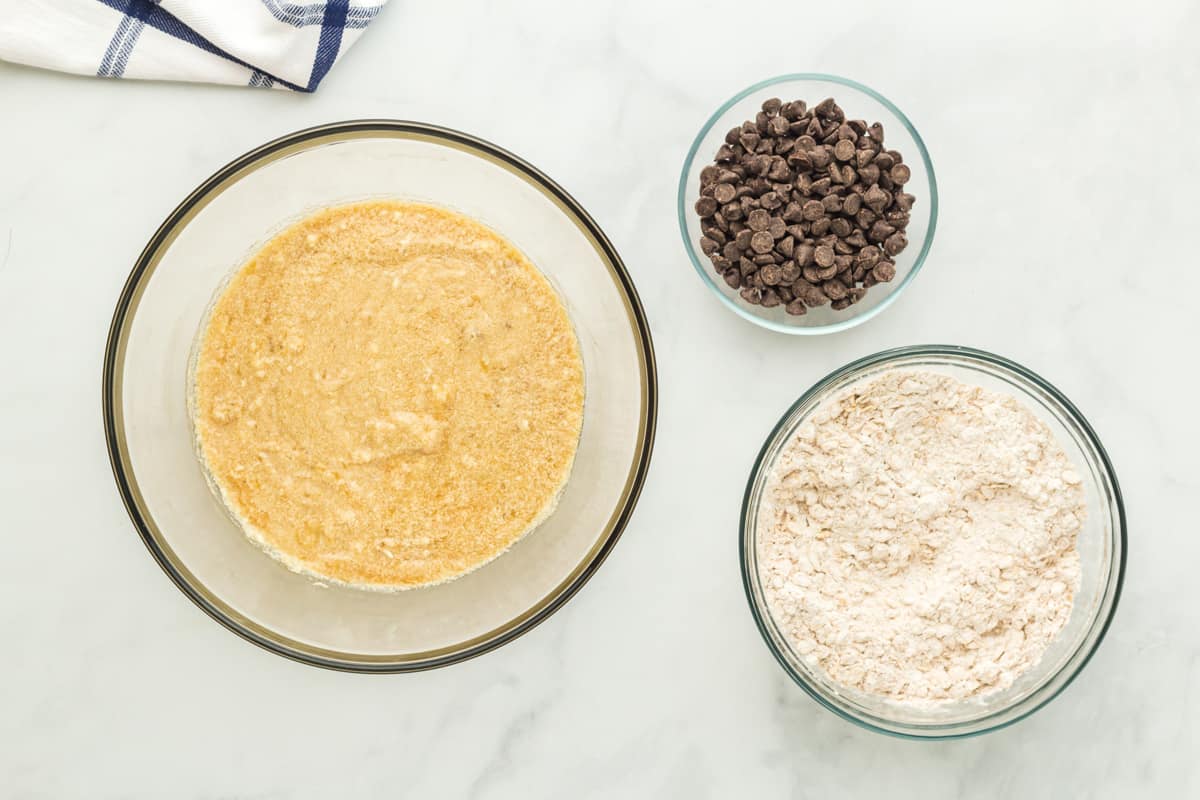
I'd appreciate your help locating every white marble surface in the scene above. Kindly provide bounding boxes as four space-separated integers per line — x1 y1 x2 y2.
1 1 1197 796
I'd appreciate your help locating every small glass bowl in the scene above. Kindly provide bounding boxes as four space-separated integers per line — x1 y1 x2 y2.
103 121 657 672
678 74 938 334
741 346 1125 738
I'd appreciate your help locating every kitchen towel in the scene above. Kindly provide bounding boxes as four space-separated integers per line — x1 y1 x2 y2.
0 0 389 91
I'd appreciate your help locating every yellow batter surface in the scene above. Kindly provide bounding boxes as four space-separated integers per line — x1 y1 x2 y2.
193 201 584 589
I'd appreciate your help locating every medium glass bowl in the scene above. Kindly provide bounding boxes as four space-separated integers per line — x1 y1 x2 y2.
104 121 657 672
678 74 938 334
741 346 1125 738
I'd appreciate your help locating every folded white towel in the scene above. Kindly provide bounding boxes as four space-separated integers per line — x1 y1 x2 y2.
0 0 389 91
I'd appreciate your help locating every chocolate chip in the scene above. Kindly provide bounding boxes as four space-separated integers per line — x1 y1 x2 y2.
781 100 807 120
787 150 813 172
801 200 825 221
883 232 908 256
723 269 741 289
814 97 841 119
810 218 831 237
760 264 783 285
813 245 835 268
830 298 852 310
760 191 783 210
873 260 897 282
797 280 829 306
863 185 889 213
830 217 853 237
750 231 775 254
695 197 719 217
767 217 787 239
785 298 808 315
823 279 849 300
713 183 737 204
760 288 782 307
762 97 783 115
869 221 896 242
890 164 911 185
782 201 805 222
794 243 815 266
767 159 792 181
699 236 719 255
833 139 855 162
856 247 881 268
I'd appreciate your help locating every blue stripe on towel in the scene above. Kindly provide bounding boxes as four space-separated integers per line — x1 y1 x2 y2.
97 11 135 76
260 0 383 29
94 0 305 91
109 18 145 77
306 0 348 91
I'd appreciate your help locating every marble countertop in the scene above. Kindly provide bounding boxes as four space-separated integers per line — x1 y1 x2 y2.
1 1 1197 797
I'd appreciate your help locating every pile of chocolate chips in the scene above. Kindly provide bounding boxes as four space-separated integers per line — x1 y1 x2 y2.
694 97 915 314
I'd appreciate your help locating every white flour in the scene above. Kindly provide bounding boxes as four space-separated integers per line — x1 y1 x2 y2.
758 370 1084 703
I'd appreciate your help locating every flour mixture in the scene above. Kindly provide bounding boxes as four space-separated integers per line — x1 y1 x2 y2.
758 370 1084 702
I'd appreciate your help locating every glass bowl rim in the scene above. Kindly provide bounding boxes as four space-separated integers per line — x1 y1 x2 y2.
102 119 659 673
676 72 940 335
739 344 1127 738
